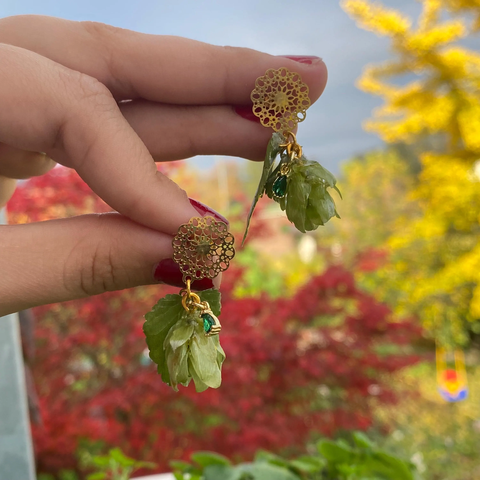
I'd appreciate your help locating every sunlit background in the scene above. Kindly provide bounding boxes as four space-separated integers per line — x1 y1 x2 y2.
2 1 480 479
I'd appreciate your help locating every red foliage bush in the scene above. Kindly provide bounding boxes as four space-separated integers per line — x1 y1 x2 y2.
7 168 421 475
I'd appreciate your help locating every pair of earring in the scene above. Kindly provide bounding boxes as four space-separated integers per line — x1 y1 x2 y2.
143 67 340 392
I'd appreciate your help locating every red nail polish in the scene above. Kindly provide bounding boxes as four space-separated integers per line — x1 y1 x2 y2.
278 55 322 65
234 105 261 124
153 259 214 290
189 198 229 225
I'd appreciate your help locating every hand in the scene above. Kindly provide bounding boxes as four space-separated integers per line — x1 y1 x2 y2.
0 15 328 316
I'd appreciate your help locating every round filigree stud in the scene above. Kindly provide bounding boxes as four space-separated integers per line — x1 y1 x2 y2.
172 216 235 282
251 67 311 132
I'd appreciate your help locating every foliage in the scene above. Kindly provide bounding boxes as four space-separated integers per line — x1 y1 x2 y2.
84 448 155 480
7 168 421 476
372 360 480 480
38 448 155 480
171 432 416 480
233 243 326 299
316 147 419 265
342 0 480 345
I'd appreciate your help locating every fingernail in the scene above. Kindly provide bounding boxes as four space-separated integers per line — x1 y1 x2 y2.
189 198 229 225
278 55 322 65
153 259 214 290
234 105 261 124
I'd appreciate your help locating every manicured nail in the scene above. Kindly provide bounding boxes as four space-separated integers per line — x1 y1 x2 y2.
234 105 261 124
189 198 229 225
153 259 214 290
278 55 322 65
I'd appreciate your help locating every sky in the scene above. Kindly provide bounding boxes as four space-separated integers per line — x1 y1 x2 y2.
0 0 440 173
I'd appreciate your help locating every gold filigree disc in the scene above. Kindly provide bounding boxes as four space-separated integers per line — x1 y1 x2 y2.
251 68 311 132
173 216 235 282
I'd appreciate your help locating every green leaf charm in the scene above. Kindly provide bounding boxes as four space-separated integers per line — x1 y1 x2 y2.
143 289 225 392
242 132 285 245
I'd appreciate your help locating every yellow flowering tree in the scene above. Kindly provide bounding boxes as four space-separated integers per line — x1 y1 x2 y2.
342 0 480 345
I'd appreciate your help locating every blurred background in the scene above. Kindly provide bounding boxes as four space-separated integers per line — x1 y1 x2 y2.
2 0 480 479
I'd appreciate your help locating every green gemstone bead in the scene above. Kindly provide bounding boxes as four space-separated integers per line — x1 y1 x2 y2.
272 174 287 197
202 313 214 333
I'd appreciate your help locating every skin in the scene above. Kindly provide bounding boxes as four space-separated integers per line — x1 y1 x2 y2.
0 15 328 316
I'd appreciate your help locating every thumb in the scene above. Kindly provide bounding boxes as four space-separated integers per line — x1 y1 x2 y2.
0 211 222 316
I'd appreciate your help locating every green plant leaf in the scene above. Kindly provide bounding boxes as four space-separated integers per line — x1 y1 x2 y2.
317 439 353 463
242 132 285 245
289 455 325 474
86 474 106 480
135 460 157 469
204 464 240 480
59 471 80 480
191 451 232 467
170 460 194 472
352 431 374 450
108 447 136 467
365 451 414 480
143 294 185 384
91 456 111 468
238 462 301 480
254 450 289 467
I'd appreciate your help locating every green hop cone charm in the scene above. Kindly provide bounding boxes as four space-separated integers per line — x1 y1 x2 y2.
243 132 341 242
143 289 225 392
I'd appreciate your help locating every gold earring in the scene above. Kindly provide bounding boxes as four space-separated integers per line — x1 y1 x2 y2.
243 67 341 244
143 216 235 392
173 216 235 336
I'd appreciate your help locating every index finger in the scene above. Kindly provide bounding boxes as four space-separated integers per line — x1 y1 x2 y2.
0 15 328 104
0 44 199 235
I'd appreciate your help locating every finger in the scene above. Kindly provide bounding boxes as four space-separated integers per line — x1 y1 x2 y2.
0 213 221 317
0 97 308 175
0 143 56 179
119 101 275 162
0 44 200 234
0 15 328 105
0 176 16 208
